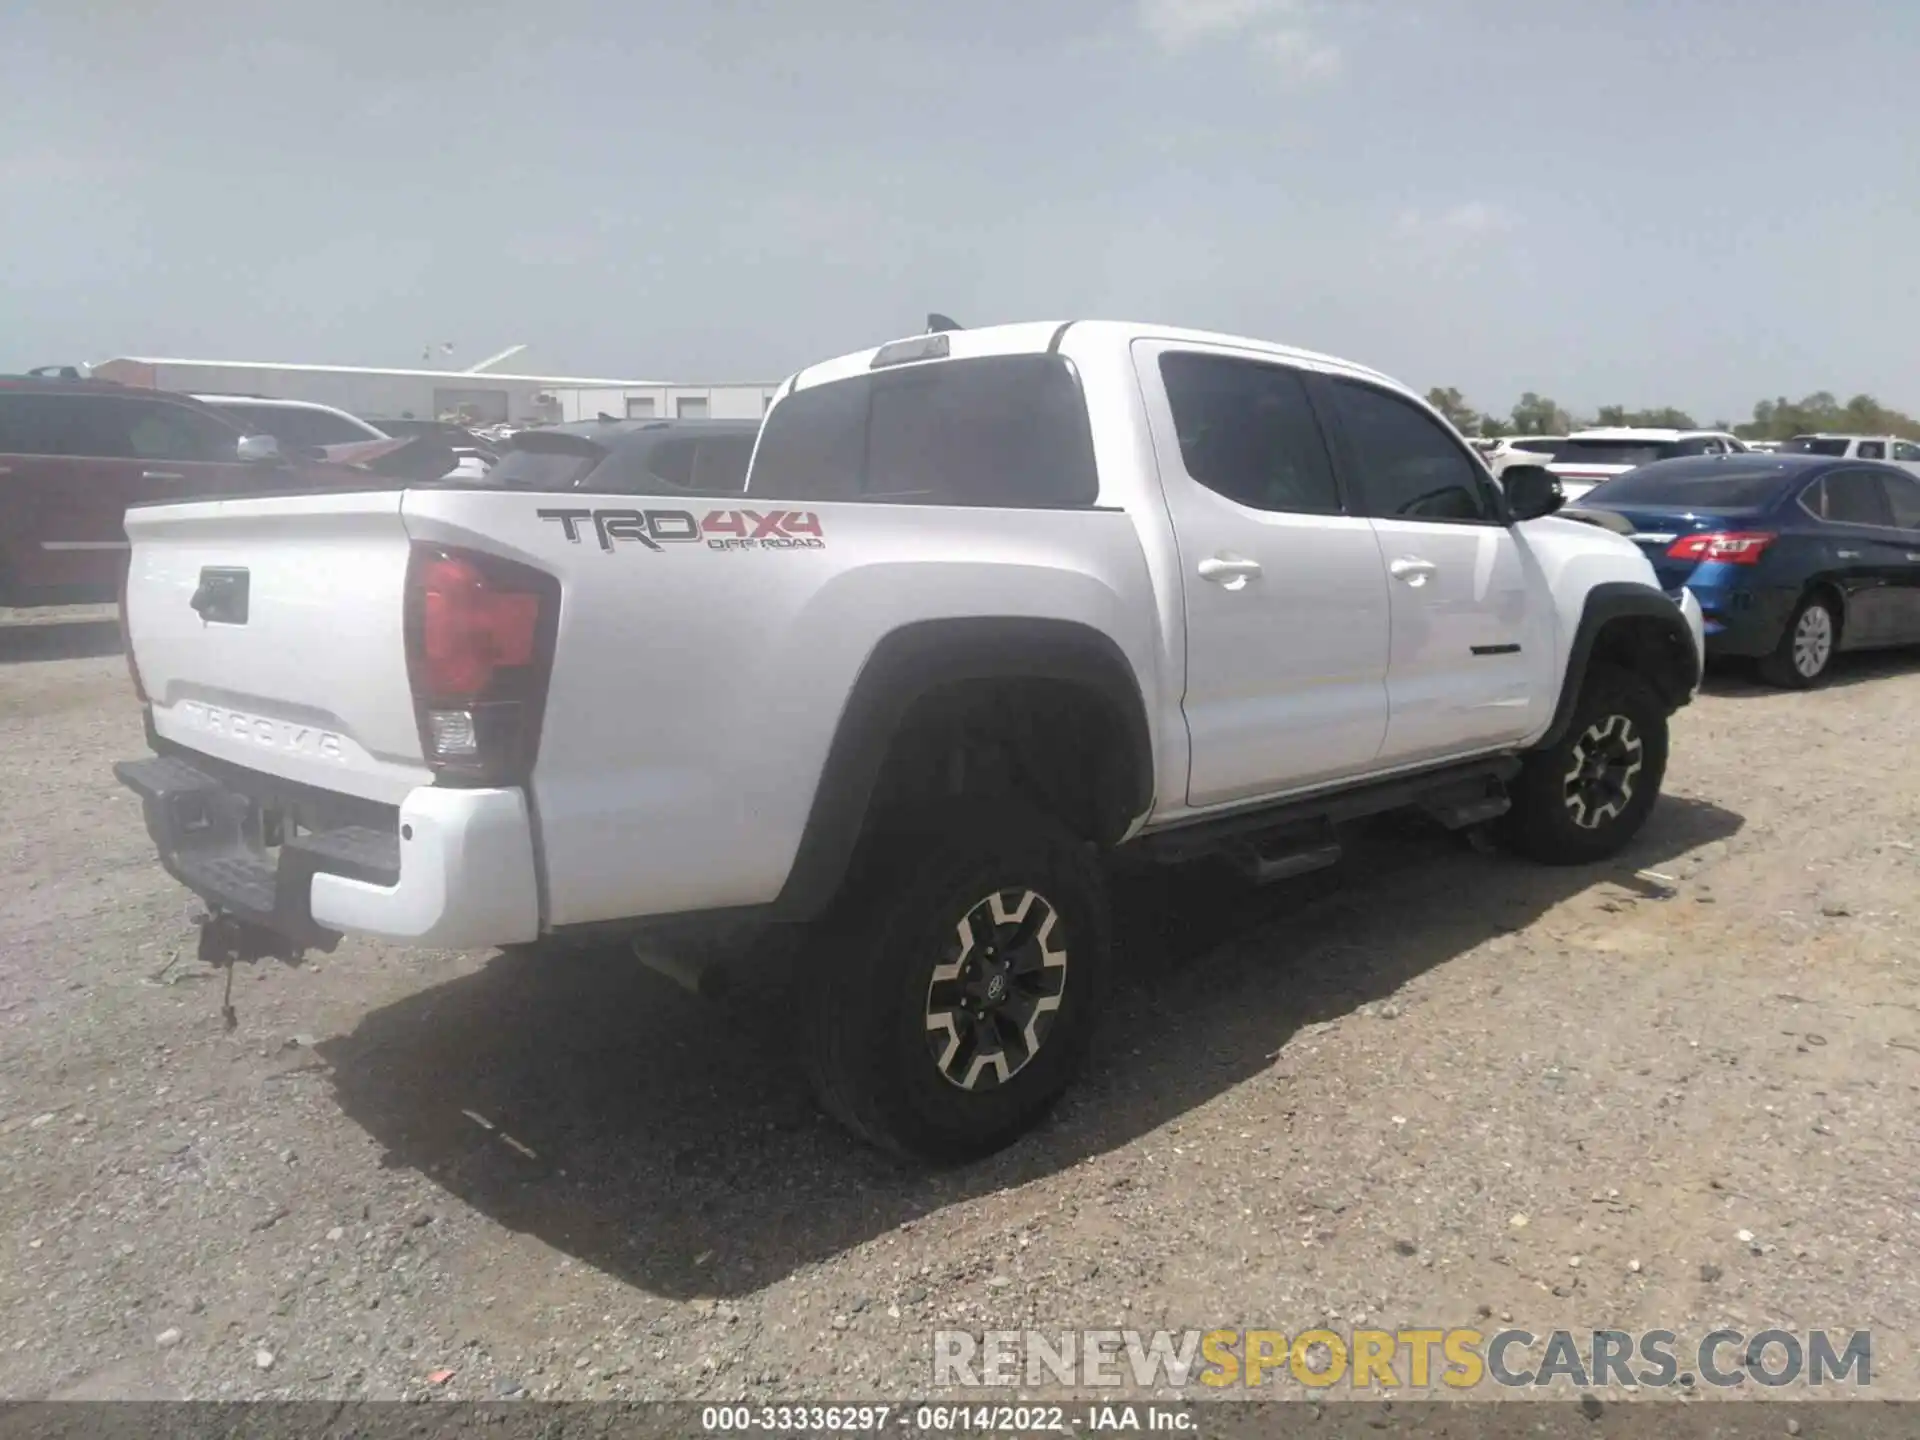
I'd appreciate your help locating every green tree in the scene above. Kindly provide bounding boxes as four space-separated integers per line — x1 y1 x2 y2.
1593 404 1697 428
1510 392 1572 436
1425 386 1481 435
1735 391 1920 442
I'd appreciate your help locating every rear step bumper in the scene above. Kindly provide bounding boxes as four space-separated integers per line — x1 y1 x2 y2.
115 753 540 951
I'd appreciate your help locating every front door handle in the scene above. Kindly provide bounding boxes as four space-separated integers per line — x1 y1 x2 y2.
1906 553 1920 562
1836 549 1861 559
1390 556 1439 586
1197 554 1262 590
141 470 186 482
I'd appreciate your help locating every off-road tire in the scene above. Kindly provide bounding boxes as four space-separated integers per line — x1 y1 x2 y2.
1498 663 1669 866
1757 591 1839 689
798 801 1108 1164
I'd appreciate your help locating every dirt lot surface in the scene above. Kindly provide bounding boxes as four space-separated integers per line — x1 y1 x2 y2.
1 607 1916 1406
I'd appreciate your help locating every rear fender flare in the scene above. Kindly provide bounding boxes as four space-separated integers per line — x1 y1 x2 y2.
770 617 1153 921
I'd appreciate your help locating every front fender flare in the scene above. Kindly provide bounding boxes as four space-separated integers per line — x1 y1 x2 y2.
1538 582 1701 751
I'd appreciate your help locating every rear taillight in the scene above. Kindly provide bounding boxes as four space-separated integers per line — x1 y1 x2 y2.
117 561 147 703
1666 531 1776 565
404 544 559 786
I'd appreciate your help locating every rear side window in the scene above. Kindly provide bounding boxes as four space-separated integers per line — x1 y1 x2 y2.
1158 352 1341 514
688 434 754 491
749 354 1098 507
599 433 755 494
488 434 606 490
1804 470 1895 526
1884 473 1920 528
0 393 90 455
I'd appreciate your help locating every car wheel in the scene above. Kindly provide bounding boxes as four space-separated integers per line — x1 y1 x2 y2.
1757 592 1838 689
1498 664 1669 866
798 802 1108 1164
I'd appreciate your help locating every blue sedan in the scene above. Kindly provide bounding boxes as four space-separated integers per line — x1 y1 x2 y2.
1566 453 1920 687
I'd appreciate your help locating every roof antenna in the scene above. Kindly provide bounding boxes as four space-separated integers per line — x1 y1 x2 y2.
926 313 962 334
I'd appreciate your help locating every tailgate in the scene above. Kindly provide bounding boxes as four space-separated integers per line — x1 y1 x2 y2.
124 490 430 805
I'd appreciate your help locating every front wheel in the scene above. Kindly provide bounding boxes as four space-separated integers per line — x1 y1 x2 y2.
797 802 1109 1164
1498 664 1669 866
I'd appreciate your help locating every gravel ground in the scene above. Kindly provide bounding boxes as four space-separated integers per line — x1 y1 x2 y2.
1 607 1916 1405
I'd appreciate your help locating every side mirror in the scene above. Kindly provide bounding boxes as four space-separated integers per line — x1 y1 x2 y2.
1503 463 1564 521
236 433 282 464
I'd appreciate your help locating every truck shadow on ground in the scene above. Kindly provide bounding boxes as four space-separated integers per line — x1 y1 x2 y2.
0 618 122 664
320 795 1742 1302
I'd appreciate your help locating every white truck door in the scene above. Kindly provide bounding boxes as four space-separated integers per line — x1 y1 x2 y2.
1134 341 1391 808
1319 375 1552 766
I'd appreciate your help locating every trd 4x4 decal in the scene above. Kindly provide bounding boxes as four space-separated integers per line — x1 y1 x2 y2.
537 507 825 553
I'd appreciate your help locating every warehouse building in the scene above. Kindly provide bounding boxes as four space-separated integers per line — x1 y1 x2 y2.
90 356 780 426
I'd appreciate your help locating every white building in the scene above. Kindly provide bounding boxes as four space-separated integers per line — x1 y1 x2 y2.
91 356 779 427
543 382 778 423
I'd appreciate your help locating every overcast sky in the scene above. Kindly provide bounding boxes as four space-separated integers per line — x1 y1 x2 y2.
4 0 1916 421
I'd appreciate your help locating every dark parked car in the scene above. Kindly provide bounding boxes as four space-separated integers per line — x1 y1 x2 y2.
0 375 388 607
369 417 501 468
483 418 759 495
1568 453 1920 687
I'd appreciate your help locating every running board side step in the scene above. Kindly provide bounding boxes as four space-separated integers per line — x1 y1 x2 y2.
1221 825 1344 886
1416 777 1513 830
1133 755 1521 870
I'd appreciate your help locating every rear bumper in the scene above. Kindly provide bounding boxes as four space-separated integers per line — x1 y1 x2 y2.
1683 580 1797 659
1670 586 1706 696
115 751 539 951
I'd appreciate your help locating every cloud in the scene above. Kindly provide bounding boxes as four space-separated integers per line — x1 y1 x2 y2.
1137 0 1339 79
1396 202 1515 240
1258 25 1341 80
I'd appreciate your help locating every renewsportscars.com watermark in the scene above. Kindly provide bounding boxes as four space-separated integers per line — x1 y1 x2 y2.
934 1328 1873 1391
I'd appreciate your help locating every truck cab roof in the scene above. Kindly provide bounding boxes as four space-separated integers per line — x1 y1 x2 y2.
784 320 1404 399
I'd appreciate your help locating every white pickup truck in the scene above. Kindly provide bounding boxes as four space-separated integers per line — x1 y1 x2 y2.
115 320 1705 1161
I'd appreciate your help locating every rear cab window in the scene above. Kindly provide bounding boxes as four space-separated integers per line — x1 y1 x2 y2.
1552 439 1681 467
748 353 1098 506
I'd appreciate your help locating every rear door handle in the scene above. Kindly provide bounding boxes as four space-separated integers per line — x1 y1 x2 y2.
1390 556 1438 586
142 470 186 482
1906 553 1920 562
1197 554 1262 590
1836 549 1861 559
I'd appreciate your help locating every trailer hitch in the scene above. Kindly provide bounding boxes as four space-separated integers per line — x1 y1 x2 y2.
192 909 307 1031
